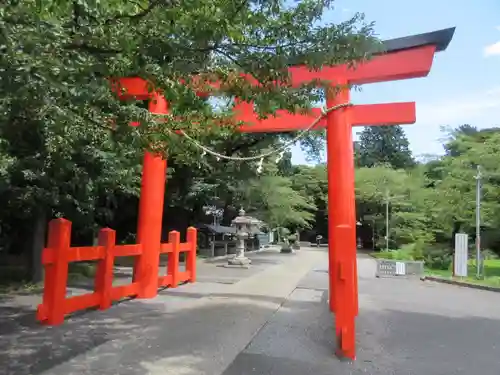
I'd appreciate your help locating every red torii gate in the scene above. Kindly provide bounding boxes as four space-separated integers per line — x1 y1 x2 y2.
116 27 455 360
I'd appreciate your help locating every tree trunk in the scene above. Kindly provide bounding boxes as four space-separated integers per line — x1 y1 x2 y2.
451 220 462 250
29 210 47 283
221 198 235 226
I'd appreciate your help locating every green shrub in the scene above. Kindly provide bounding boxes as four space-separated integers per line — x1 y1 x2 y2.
373 248 414 261
372 250 399 259
399 243 415 252
482 249 499 260
375 242 452 270
393 245 414 261
411 239 425 261
378 251 393 259
393 250 410 260
423 246 452 270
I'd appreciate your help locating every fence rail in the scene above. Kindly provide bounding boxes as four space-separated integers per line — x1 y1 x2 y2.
36 218 197 325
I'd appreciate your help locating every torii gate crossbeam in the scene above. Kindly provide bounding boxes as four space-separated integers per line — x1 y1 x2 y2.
114 26 455 361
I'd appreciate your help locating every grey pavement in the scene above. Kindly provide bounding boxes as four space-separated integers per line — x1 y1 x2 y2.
3 249 500 374
0 247 323 375
223 253 500 375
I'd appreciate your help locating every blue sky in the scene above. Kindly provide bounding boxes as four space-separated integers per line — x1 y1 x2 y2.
291 0 500 165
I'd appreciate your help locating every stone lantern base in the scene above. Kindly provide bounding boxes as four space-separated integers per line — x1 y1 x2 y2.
224 255 252 268
280 247 295 254
280 242 295 254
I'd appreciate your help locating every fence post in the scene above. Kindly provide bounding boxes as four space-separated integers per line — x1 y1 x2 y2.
186 227 197 283
38 218 71 325
95 228 116 310
168 231 180 287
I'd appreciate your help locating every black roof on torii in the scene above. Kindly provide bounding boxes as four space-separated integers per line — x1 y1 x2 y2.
382 27 456 53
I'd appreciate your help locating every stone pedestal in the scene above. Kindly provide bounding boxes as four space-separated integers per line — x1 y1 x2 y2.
280 241 296 254
226 229 252 267
280 247 295 254
227 255 252 267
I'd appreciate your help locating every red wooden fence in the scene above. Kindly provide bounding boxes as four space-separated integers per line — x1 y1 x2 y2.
36 218 197 325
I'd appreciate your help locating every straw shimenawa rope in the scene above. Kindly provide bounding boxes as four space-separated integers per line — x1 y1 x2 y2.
176 102 352 162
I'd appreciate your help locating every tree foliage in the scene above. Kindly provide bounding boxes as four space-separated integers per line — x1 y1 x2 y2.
239 161 316 230
356 125 415 169
1 0 380 154
0 1 383 279
3 0 499 280
352 125 500 257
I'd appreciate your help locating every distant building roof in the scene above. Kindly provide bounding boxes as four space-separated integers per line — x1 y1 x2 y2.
196 224 236 234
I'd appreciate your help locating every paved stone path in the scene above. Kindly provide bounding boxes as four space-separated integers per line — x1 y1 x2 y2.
223 252 500 375
0 248 323 375
2 248 500 374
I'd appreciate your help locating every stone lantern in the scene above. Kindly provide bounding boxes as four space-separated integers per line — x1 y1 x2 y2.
227 208 261 267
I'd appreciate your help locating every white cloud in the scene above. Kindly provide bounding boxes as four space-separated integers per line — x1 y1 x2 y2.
405 86 500 157
483 26 500 57
486 86 500 95
416 86 500 125
484 41 500 57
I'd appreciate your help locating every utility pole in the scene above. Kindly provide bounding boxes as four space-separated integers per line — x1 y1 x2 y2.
384 189 405 252
385 188 390 251
372 218 376 252
474 165 482 278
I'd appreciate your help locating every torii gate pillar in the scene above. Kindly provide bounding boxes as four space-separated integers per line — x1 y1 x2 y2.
325 85 358 357
135 94 168 299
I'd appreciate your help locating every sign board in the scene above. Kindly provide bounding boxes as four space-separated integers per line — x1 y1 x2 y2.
395 262 406 276
454 233 468 277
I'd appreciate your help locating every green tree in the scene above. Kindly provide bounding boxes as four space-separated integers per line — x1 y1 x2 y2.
290 164 328 238
0 119 143 281
356 126 415 169
434 131 500 234
1 0 380 154
355 165 435 248
0 0 381 279
353 123 500 257
239 162 316 234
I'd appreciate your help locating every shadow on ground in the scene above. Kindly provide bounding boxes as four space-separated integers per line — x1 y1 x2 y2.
0 248 300 374
0 288 324 375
